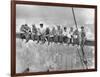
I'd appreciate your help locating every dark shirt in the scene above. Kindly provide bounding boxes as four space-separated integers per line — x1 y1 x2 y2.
20 25 31 33
45 28 50 35
32 27 37 34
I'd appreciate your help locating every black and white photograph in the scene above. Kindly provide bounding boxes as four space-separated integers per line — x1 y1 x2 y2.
15 3 96 74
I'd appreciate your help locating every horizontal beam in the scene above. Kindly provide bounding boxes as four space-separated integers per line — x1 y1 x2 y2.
16 33 94 46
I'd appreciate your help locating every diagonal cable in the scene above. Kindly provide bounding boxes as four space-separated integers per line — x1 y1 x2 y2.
72 7 88 69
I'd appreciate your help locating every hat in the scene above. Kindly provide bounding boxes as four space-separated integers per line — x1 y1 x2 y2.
81 26 84 29
64 27 66 29
25 24 27 26
70 27 73 30
32 24 35 27
40 23 43 27
40 23 43 25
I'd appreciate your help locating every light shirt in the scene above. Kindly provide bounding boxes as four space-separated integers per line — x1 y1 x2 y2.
56 29 63 36
67 31 73 38
37 28 41 35
51 28 56 35
63 31 68 36
37 27 46 35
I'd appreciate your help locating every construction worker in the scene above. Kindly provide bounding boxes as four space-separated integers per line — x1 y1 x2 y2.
31 24 37 41
36 27 41 44
79 26 87 66
38 23 46 44
56 25 63 44
80 26 86 46
45 27 50 45
20 24 27 33
50 26 56 44
20 24 26 40
63 27 68 44
67 27 74 45
20 24 31 43
73 29 79 45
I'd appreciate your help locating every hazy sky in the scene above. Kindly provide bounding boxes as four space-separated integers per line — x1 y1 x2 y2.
16 4 94 26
